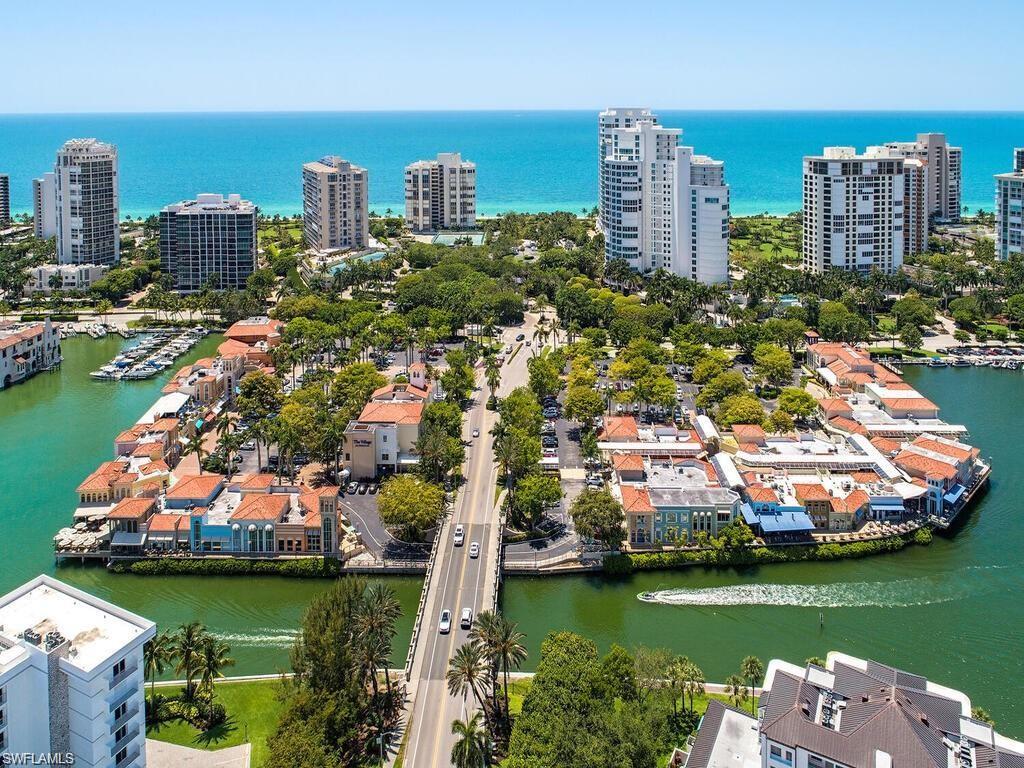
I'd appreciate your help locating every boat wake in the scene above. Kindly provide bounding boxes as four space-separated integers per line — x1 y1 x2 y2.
637 567 1009 609
214 629 299 648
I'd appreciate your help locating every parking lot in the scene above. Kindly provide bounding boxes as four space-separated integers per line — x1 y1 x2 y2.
340 487 431 563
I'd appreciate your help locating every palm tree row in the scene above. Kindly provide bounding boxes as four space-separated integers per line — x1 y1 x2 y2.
144 621 235 724
446 610 528 762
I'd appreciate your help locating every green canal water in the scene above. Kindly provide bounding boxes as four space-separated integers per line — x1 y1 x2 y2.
2 342 1022 730
503 365 1024 732
0 334 422 673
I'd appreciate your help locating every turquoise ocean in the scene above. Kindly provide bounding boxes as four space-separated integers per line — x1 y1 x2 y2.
1 111 1022 219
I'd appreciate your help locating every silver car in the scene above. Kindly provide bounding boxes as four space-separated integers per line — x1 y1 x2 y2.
439 609 452 634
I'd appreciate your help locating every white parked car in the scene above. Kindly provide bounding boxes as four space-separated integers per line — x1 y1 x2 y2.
469 542 480 559
472 428 480 438
453 524 465 546
439 609 452 634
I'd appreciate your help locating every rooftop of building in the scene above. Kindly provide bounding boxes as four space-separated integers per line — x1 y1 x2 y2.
163 193 255 213
758 652 1024 768
0 575 154 675
356 400 424 425
304 156 367 174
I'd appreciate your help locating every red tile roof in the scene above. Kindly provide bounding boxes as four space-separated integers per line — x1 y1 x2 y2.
357 400 424 425
108 497 157 520
894 451 958 480
239 473 276 491
231 493 289 521
746 486 780 504
870 436 903 455
166 474 225 500
881 397 937 411
732 424 766 442
225 318 283 341
620 485 656 514
817 398 853 413
612 453 645 472
912 436 977 462
76 461 130 493
793 483 831 502
601 416 639 441
829 416 869 436
147 513 186 532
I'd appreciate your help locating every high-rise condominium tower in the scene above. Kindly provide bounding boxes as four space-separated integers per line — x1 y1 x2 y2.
803 146 905 275
883 133 962 222
159 193 257 292
54 139 120 265
598 107 730 284
0 173 9 228
33 172 57 239
0 575 155 767
404 153 476 232
995 148 1024 261
302 156 369 252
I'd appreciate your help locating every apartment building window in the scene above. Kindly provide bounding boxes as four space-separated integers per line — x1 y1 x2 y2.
112 658 126 679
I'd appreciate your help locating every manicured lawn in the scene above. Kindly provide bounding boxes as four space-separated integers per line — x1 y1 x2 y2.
508 678 532 716
146 679 285 767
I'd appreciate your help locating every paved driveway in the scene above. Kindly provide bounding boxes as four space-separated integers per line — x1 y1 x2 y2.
341 490 431 563
146 740 250 768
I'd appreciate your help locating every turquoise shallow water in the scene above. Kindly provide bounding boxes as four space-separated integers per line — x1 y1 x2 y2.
1 111 1022 218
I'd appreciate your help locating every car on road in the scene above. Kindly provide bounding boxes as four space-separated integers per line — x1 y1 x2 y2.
460 608 474 629
439 609 452 634
346 482 358 494
472 428 480 438
515 333 525 341
240 440 256 451
453 524 465 546
357 483 368 494
368 483 379 494
469 541 480 558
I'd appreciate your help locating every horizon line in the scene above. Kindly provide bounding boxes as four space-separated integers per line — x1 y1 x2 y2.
3 107 1024 117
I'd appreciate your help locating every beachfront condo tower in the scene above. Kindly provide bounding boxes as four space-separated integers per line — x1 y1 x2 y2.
995 148 1024 260
302 156 369 252
882 132 962 222
159 193 258 292
0 173 9 228
802 146 906 275
598 107 730 285
33 172 57 239
404 152 476 232
0 575 155 767
54 139 120 266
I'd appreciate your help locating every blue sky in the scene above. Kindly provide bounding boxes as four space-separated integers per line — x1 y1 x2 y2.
4 0 1021 113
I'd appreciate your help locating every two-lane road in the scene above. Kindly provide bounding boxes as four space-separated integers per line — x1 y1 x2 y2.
403 315 539 766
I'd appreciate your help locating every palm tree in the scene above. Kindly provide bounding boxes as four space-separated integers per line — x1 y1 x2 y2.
175 622 207 700
143 631 178 717
725 673 748 710
446 642 490 717
196 635 235 723
484 355 501 406
740 656 763 715
470 611 526 724
450 712 490 768
681 658 705 716
184 431 207 474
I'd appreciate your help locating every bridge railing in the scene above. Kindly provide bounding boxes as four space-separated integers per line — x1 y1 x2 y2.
403 512 449 682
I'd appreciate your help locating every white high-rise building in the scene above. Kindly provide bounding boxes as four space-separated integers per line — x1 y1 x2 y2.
0 173 9 228
883 132 962 221
803 146 905 275
33 172 57 239
0 575 155 766
404 152 476 232
598 108 730 284
995 148 1024 261
302 156 369 252
54 139 120 266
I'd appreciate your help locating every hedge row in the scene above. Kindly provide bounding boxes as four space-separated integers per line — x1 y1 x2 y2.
20 313 80 321
109 557 343 578
604 528 932 575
